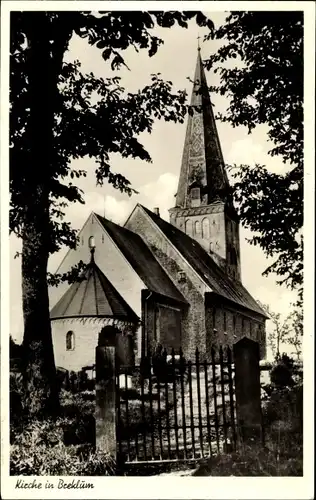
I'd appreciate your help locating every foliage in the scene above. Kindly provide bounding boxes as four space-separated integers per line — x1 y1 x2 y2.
10 10 214 414
10 11 214 260
258 302 303 360
195 353 303 477
10 383 114 476
10 423 114 475
193 440 302 476
10 335 23 359
205 12 303 294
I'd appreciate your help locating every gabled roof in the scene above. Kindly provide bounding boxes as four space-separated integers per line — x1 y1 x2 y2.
94 213 187 305
139 205 268 319
50 251 139 322
175 49 231 208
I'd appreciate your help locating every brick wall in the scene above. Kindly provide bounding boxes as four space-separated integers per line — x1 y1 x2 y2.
205 298 266 360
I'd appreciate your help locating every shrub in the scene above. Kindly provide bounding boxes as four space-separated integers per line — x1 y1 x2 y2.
10 419 115 476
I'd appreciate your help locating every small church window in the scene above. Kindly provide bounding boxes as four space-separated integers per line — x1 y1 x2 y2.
66 331 75 351
101 234 104 244
195 220 201 237
202 218 210 239
81 236 84 246
212 308 216 331
154 307 160 343
190 187 201 207
223 311 227 332
185 219 193 236
88 235 95 248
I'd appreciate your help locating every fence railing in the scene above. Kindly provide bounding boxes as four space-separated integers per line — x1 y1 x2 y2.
116 346 237 463
58 337 264 466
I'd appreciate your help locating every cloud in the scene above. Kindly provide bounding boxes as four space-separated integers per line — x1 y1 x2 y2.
226 138 265 166
140 172 178 220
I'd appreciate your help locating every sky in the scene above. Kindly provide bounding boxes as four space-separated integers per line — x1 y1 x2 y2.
9 11 298 350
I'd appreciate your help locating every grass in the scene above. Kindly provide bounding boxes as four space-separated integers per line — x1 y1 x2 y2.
10 385 115 476
193 437 303 476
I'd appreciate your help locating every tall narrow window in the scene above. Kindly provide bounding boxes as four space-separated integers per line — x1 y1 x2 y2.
213 308 216 331
101 234 105 244
185 219 193 236
66 331 75 351
233 315 236 335
191 187 201 207
202 218 210 239
223 311 227 332
154 307 160 342
195 220 201 237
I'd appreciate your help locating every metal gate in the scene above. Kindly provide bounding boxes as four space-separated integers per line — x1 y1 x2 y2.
116 346 237 465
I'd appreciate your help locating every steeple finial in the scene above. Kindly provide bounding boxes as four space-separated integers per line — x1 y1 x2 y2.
197 34 201 51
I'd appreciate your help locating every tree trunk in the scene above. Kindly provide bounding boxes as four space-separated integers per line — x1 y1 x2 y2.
20 13 65 416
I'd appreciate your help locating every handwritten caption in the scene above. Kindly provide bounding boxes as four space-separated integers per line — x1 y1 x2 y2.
15 479 94 490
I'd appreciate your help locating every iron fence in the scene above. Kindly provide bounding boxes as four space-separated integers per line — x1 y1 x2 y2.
116 346 237 464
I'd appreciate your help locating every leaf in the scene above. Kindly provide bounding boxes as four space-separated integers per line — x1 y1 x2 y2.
102 48 112 61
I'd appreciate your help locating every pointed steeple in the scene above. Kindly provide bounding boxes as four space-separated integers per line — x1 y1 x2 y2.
175 49 231 209
169 49 241 282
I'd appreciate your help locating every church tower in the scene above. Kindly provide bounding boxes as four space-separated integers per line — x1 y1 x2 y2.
169 48 241 281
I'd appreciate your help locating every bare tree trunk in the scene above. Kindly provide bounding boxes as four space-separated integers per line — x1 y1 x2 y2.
20 13 63 416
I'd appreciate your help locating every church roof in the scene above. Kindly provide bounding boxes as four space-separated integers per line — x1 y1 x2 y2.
176 49 231 208
94 213 187 305
139 205 268 319
50 251 139 322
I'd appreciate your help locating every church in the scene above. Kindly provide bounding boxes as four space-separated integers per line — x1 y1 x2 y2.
49 49 268 373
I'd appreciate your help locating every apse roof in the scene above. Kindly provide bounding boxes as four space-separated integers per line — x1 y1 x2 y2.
50 251 139 322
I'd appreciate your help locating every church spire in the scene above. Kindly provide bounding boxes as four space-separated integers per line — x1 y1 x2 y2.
169 49 241 282
175 49 231 209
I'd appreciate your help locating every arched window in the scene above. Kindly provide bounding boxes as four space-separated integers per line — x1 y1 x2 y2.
66 331 75 351
88 235 95 248
202 218 210 239
190 187 201 207
195 220 201 237
185 219 193 236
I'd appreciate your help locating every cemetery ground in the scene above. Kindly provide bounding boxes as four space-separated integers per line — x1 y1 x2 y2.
9 352 303 477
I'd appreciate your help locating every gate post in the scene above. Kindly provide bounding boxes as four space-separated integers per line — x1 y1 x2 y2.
233 337 263 444
95 345 117 460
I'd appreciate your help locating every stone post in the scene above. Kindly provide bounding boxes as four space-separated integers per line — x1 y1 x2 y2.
95 345 117 459
233 337 263 444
